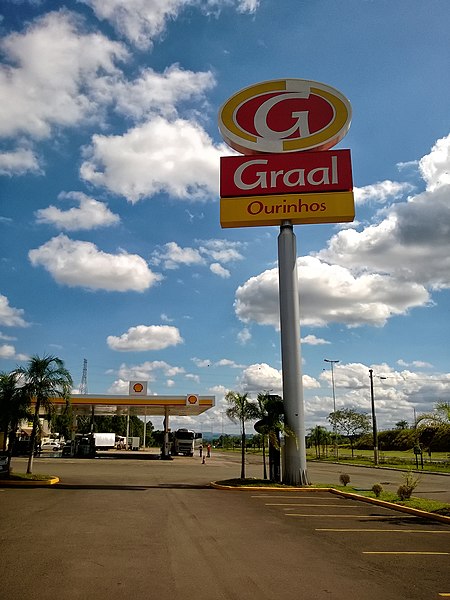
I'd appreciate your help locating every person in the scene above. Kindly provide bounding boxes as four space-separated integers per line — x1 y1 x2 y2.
207 443 211 458
199 444 203 457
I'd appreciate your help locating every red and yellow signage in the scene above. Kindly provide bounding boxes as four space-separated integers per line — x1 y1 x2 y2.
218 78 354 228
220 191 354 228
220 149 352 198
218 79 352 155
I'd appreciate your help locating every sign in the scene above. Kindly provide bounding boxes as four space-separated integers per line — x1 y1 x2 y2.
220 149 352 197
218 79 352 155
129 381 147 396
220 191 355 228
186 394 199 406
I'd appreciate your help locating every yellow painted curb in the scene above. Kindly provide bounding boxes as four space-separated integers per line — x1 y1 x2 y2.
0 476 59 486
211 482 450 524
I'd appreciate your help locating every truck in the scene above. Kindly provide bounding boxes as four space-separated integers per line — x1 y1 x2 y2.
93 432 116 450
172 429 202 456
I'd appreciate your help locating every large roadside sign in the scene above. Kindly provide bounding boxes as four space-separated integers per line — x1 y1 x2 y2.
218 78 354 228
218 78 352 155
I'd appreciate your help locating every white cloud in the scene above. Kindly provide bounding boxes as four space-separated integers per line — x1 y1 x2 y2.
29 234 161 291
313 362 450 430
107 325 183 351
198 239 245 263
0 295 28 327
235 256 429 329
81 0 260 49
0 148 40 175
238 362 319 395
151 241 205 269
35 192 120 231
0 10 127 139
354 180 414 205
301 335 330 345
397 359 433 369
419 133 450 192
110 64 215 120
192 357 211 368
317 185 450 290
237 327 251 345
0 343 28 361
238 363 282 394
80 116 228 202
210 263 230 278
115 360 185 381
215 358 245 368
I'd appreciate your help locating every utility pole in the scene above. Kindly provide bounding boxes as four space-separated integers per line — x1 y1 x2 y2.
369 369 379 466
324 359 339 459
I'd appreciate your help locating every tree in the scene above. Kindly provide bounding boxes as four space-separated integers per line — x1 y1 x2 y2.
16 355 73 474
416 402 450 458
308 425 331 459
0 371 33 476
254 393 286 482
417 402 450 426
225 391 259 479
255 392 270 479
328 408 370 458
395 420 409 430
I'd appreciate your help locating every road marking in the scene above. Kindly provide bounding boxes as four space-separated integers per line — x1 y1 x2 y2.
252 495 333 499
316 529 450 533
266 503 360 507
438 594 450 596
363 551 449 555
286 514 416 518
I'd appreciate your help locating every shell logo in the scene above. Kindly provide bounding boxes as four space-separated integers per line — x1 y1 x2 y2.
186 394 199 405
218 79 352 155
133 383 144 393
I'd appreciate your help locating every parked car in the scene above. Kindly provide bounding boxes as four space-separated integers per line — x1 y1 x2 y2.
41 441 61 451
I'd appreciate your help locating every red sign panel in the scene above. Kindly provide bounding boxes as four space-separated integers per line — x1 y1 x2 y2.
220 149 352 198
218 79 352 155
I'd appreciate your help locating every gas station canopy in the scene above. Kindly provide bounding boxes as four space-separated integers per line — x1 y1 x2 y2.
47 394 215 417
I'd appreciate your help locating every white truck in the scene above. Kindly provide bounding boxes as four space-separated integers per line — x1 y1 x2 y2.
93 432 116 450
172 429 202 456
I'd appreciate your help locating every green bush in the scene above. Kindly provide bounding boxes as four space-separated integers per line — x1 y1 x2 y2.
397 470 420 500
372 483 383 498
339 473 350 486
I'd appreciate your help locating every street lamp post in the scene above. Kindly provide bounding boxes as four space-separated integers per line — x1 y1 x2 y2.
324 359 339 459
369 368 379 466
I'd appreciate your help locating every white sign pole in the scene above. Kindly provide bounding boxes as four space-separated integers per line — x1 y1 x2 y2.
278 221 309 485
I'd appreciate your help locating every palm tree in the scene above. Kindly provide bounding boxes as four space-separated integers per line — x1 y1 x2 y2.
417 402 450 426
16 355 73 474
255 392 270 479
309 425 326 459
0 371 33 475
225 391 259 479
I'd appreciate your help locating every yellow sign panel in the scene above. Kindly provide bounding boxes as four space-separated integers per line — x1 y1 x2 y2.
220 191 355 228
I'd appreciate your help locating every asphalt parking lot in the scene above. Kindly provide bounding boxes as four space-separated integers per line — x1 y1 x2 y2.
1 453 449 599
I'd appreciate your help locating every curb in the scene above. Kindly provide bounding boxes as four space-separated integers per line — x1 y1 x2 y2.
0 476 59 487
210 482 450 525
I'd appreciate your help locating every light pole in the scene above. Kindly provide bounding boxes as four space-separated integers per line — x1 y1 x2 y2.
368 369 385 466
324 359 339 459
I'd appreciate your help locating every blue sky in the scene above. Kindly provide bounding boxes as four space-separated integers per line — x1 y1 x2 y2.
1 0 450 435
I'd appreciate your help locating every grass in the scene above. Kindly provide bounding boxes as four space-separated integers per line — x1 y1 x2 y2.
215 479 450 517
0 471 55 481
306 448 450 473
